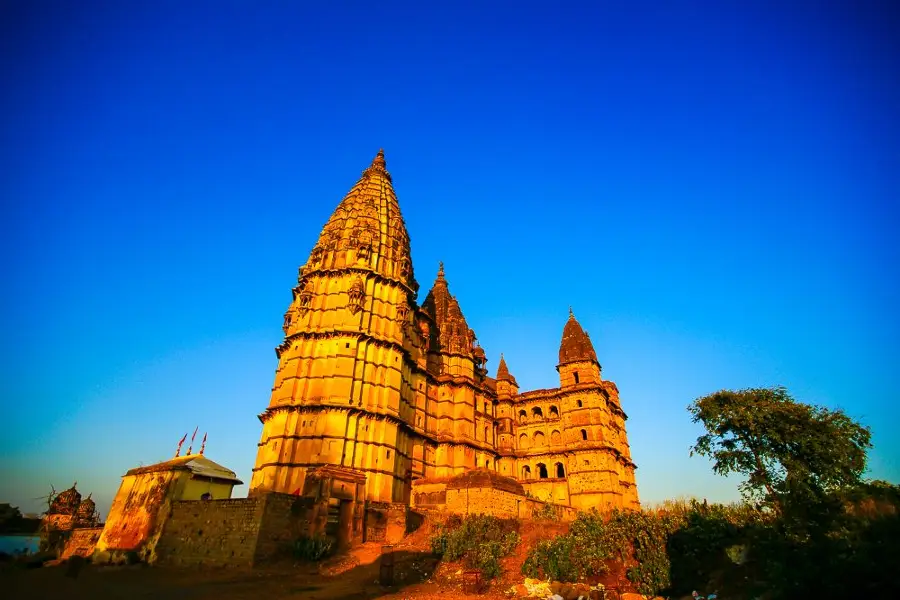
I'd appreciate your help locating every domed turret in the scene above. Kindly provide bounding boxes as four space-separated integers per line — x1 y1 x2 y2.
557 309 601 387
75 494 97 525
49 483 81 515
558 308 598 366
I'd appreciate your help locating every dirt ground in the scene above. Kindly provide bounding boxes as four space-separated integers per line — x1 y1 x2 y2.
1 554 498 600
0 518 579 600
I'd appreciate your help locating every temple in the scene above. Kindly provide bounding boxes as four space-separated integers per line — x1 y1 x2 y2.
249 150 639 513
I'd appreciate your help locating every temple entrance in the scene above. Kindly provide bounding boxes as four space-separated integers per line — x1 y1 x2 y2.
325 497 354 549
325 498 341 539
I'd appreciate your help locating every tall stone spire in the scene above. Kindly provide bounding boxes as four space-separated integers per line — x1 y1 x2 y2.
558 309 598 366
422 262 475 357
301 149 416 292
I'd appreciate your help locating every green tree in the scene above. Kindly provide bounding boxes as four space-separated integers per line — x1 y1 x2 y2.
688 386 871 511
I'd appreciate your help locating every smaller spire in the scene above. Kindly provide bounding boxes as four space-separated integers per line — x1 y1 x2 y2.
497 353 510 381
569 306 574 318
558 311 598 365
437 261 445 279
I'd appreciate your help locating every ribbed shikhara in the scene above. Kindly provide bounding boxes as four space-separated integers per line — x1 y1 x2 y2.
251 150 640 515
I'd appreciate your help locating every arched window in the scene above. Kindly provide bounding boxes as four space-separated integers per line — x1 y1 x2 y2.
519 434 529 449
551 430 561 445
537 463 548 479
555 462 565 478
532 407 543 419
581 429 588 441
484 427 489 441
533 431 546 446
522 465 532 479
549 405 559 419
574 372 580 384
576 400 583 408
518 410 527 424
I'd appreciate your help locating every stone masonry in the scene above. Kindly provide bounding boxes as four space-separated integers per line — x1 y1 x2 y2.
249 150 639 515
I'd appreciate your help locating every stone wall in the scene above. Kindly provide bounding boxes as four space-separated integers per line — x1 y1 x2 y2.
523 499 578 522
364 501 407 544
60 527 103 559
446 486 526 518
410 480 448 510
155 497 264 568
154 493 310 568
432 470 578 522
254 494 313 562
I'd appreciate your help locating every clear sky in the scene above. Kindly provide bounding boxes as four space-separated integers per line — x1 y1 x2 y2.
1 1 898 519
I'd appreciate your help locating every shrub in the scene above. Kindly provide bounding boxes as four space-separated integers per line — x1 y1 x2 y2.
522 508 684 595
292 535 334 561
430 514 520 579
533 503 559 520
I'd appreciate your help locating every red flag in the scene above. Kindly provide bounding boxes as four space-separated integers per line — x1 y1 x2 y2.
175 433 187 457
187 426 199 454
199 432 207 454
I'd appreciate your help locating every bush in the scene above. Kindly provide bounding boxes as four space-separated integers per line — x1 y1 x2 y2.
292 535 334 561
430 514 520 579
522 508 684 595
533 503 559 520
521 490 900 598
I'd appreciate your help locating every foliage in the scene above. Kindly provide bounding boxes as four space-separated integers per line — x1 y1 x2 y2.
522 508 684 595
684 387 896 598
688 386 872 511
533 502 559 520
429 514 520 579
665 500 771 597
292 535 334 562
0 504 41 535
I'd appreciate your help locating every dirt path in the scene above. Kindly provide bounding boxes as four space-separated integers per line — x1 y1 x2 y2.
1 556 512 600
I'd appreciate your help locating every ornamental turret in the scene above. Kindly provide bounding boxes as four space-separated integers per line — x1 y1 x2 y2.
422 263 479 378
557 308 602 388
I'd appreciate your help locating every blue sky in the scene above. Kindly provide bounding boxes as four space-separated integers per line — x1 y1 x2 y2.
1 1 898 518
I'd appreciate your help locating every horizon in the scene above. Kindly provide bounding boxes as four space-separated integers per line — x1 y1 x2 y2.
1 1 898 519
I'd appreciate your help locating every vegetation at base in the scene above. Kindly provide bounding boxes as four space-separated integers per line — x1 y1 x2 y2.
430 514 520 579
522 507 686 594
522 387 897 599
532 502 559 520
0 504 41 535
292 535 335 561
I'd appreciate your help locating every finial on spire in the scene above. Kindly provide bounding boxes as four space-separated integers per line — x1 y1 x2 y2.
438 261 445 278
569 306 574 318
371 148 386 169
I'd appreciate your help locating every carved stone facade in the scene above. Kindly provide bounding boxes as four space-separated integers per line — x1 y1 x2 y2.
250 150 639 512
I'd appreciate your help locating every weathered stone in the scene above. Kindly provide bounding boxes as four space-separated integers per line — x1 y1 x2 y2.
241 150 640 522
